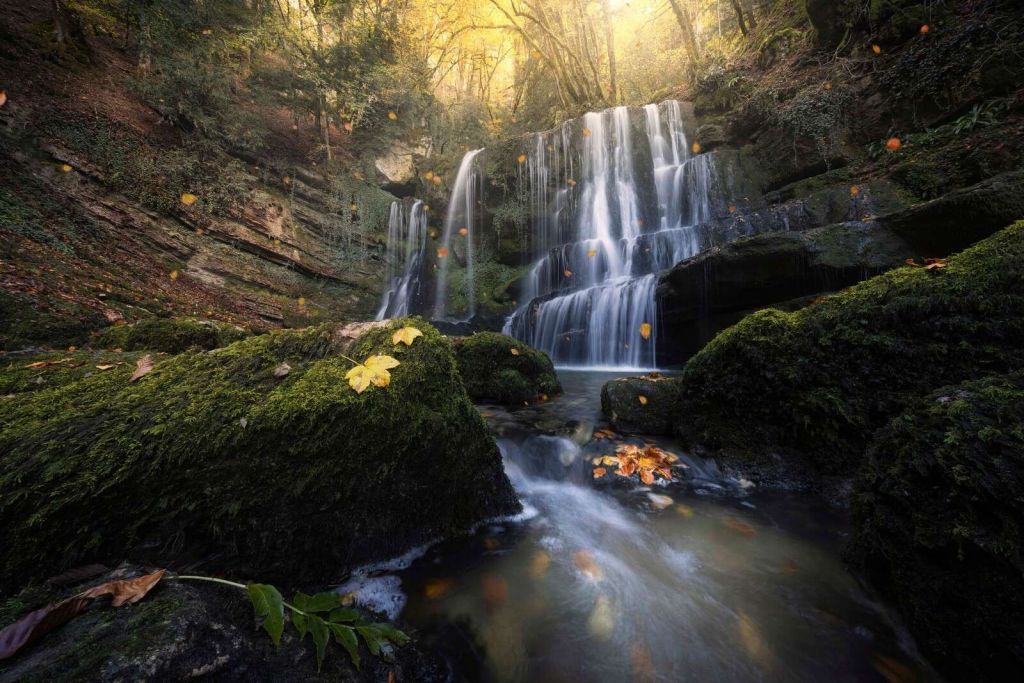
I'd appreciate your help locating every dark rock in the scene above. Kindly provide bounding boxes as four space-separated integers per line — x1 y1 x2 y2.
0 564 446 682
452 332 560 404
849 372 1024 681
672 221 1024 474
600 375 681 435
0 320 520 594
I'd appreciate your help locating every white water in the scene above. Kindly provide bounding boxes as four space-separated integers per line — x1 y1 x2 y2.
434 149 485 321
375 200 427 320
503 101 717 369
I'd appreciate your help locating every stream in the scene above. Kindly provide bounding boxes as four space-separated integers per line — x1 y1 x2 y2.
340 371 934 682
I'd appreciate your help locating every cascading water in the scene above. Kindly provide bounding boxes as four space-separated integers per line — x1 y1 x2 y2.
375 200 427 320
433 149 485 321
503 101 716 369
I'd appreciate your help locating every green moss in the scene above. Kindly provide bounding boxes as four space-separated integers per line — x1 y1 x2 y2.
676 221 1024 472
0 319 519 594
601 375 681 435
0 349 147 395
453 332 560 404
848 372 1024 680
94 318 250 354
0 290 107 352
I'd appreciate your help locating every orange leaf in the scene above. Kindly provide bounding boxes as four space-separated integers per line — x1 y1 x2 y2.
61 164 73 173
169 270 179 281
640 469 654 485
639 322 651 340
437 247 449 258
573 550 602 580
563 270 573 277
638 395 648 405
850 185 860 197
593 467 607 479
0 90 6 107
582 128 592 137
180 192 198 206
81 569 166 607
691 142 701 155
458 227 468 237
872 44 882 54
517 154 527 164
920 24 930 35
886 137 902 151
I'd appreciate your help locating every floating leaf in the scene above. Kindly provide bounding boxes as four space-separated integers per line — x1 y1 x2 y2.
567 178 577 186
247 583 285 647
180 192 198 206
639 322 651 340
886 137 902 151
563 270 573 277
481 574 507 608
647 493 673 509
737 610 765 660
437 246 449 258
424 578 455 599
130 355 154 382
593 466 607 479
392 326 423 346
675 503 694 518
530 551 551 579
587 595 614 640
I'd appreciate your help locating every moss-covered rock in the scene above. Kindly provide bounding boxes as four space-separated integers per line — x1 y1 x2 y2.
0 290 107 352
0 319 519 595
94 317 250 353
0 564 445 682
452 332 560 404
601 375 681 435
675 221 1024 473
848 373 1024 680
0 349 147 395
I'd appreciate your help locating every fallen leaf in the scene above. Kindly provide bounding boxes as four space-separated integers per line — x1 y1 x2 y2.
432 175 442 185
346 355 400 393
458 227 468 237
82 569 165 607
392 326 423 346
424 578 455 600
0 90 6 107
180 192 198 206
388 111 398 121
919 24 930 35
886 137 902 152
169 270 179 281
273 363 291 378
593 467 607 479
631 641 656 682
872 44 882 54
647 493 673 509
95 364 115 371
691 142 701 154
437 247 449 258
638 395 648 405
737 610 765 660
850 185 860 197
587 595 614 640
567 178 576 186
582 127 592 137
0 595 94 660
61 164 73 173
675 504 694 518
587 249 597 258
517 154 527 164
563 270 573 277
574 550 602 581
510 348 520 356
130 355 154 382
639 322 651 340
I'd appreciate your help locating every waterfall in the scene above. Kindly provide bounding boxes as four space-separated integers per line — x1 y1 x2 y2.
433 149 484 321
375 200 427 320
503 101 716 369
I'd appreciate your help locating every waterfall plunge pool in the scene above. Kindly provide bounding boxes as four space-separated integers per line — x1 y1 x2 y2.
338 371 936 682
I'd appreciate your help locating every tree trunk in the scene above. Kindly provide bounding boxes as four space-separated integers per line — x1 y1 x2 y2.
602 0 618 103
744 0 759 30
667 0 701 67
730 0 749 36
51 0 90 59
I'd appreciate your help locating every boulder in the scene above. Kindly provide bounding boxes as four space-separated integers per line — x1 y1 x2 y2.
600 375 681 435
849 372 1024 680
0 319 519 594
0 565 445 682
673 221 1024 473
452 332 560 404
94 317 250 353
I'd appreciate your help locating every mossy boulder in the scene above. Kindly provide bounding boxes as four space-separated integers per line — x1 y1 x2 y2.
452 332 560 404
848 373 1024 680
0 349 147 395
601 375 681 435
94 317 250 353
674 221 1024 473
0 565 444 682
0 319 519 595
0 290 107 352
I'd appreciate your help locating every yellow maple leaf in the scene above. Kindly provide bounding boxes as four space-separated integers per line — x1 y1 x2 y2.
517 154 527 164
180 192 198 206
392 326 423 346
61 164 73 173
346 355 400 393
388 111 398 121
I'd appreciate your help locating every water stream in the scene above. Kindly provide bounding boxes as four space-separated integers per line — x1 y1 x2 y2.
338 371 934 682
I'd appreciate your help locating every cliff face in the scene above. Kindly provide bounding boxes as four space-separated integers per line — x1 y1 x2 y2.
0 4 397 350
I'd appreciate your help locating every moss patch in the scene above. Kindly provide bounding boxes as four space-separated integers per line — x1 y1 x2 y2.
675 221 1024 473
0 349 147 395
848 372 1024 679
0 319 519 594
601 375 681 435
94 318 250 354
453 332 560 404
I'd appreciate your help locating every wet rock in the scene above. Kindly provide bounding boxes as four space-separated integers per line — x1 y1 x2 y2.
0 564 445 682
601 375 681 435
452 332 561 404
0 319 520 594
672 221 1024 474
849 372 1024 680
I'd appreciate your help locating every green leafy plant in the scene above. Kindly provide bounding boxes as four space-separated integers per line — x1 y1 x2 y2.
952 99 1009 135
176 576 408 672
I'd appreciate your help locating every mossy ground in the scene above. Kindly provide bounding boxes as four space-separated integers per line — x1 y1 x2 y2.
453 332 560 404
0 319 518 595
94 317 249 353
676 221 1024 473
0 349 147 395
848 372 1024 680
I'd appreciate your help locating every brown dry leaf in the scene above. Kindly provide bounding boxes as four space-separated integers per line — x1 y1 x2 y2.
95 364 115 371
0 594 93 660
387 111 398 121
737 610 765 661
563 270 573 277
81 569 166 607
130 355 154 382
25 361 53 369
